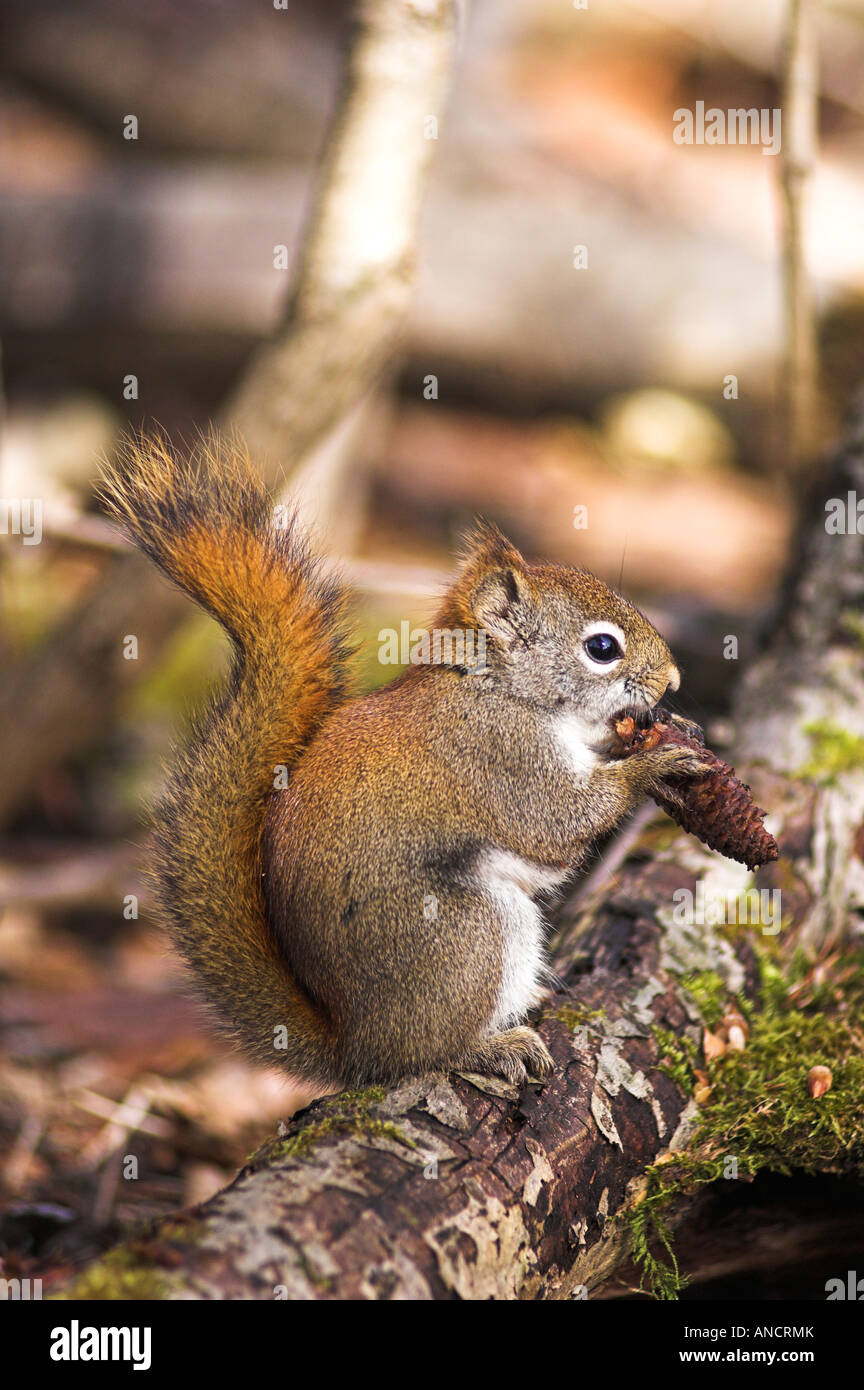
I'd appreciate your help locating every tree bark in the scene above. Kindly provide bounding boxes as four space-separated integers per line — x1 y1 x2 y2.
63 415 864 1301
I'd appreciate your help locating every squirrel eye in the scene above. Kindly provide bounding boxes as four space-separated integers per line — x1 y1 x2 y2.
584 632 622 663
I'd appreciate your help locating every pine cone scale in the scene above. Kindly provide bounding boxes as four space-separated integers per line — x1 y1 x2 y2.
613 710 779 871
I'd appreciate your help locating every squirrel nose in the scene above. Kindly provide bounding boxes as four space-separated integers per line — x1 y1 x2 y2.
666 665 681 693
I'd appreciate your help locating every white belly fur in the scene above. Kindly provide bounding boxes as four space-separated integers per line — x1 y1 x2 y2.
554 710 601 777
478 848 569 1030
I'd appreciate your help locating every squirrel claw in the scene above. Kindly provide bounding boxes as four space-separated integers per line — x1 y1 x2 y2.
667 713 705 743
459 1026 554 1086
653 745 713 780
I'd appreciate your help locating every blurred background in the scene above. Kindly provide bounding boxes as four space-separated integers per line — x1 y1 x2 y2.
0 0 862 1293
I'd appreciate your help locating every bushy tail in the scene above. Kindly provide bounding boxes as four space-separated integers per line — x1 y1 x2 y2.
100 432 352 1085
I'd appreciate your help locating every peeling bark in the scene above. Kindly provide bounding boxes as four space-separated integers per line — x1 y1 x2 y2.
71 855 760 1301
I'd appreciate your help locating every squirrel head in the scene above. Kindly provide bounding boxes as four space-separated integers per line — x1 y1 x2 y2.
438 523 680 739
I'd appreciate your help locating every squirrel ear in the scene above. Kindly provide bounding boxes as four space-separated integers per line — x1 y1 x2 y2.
438 522 531 640
463 525 531 644
470 564 531 647
462 521 525 574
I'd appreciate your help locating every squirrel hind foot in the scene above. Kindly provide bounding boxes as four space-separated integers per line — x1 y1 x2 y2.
458 1026 554 1086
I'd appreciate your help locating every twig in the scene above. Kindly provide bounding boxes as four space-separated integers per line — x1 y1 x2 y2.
224 0 459 475
0 841 147 913
779 0 819 476
76 1088 173 1165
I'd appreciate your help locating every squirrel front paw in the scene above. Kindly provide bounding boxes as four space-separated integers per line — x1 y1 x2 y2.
458 1026 554 1086
645 744 713 783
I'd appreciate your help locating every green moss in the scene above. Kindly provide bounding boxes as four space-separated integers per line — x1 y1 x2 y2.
57 1248 168 1302
629 1197 681 1299
256 1085 415 1165
692 1011 864 1172
678 970 729 1029
757 939 864 1015
652 1025 698 1093
757 952 793 1013
156 1218 204 1245
629 949 864 1298
294 1248 335 1291
797 720 864 785
629 1160 720 1300
547 1003 606 1031
840 610 864 649
337 1085 388 1106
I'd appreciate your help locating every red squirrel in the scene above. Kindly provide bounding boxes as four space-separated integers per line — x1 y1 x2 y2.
101 434 704 1088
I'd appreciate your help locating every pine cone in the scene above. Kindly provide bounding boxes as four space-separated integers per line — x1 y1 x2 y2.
614 710 778 871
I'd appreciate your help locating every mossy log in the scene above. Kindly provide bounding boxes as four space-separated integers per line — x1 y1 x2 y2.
61 421 864 1301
